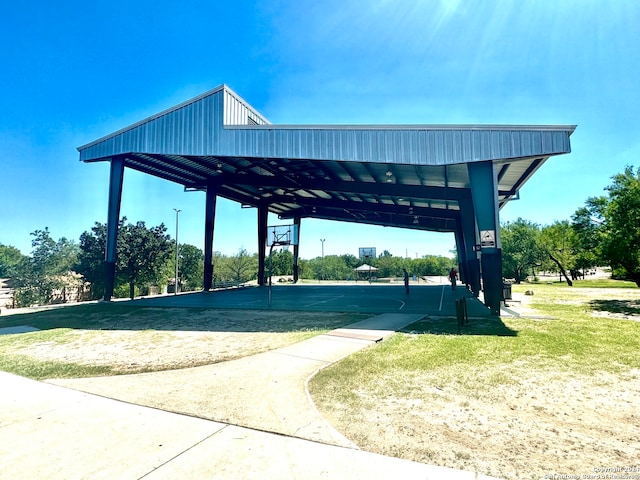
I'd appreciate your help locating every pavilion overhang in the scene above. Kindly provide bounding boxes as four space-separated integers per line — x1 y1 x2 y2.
78 84 575 314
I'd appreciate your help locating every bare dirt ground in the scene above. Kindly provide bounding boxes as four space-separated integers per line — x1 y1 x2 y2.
11 309 355 373
324 364 640 480
20 328 295 372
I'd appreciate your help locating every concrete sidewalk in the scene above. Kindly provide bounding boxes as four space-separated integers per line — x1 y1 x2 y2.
1 314 499 479
1 373 497 480
47 313 428 447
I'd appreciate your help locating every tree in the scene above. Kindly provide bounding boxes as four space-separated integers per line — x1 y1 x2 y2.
0 244 28 278
14 228 81 306
296 258 309 279
76 222 109 299
501 218 543 283
220 248 258 283
118 221 173 299
375 253 404 278
76 219 173 299
178 244 204 291
571 200 606 274
322 255 353 280
340 254 360 270
600 166 640 285
300 256 320 280
412 255 456 276
539 221 576 285
303 255 352 281
270 248 294 276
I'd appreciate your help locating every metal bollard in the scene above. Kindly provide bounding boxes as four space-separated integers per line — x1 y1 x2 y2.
455 297 468 333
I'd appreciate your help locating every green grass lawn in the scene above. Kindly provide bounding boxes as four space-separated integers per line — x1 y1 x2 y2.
311 280 640 401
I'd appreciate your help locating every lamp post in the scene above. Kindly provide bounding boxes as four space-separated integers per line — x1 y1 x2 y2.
173 208 181 295
320 238 325 281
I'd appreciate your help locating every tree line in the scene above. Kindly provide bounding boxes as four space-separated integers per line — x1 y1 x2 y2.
0 219 455 307
502 165 640 286
2 165 638 306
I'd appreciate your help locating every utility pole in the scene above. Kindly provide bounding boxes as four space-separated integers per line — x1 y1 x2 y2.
173 208 181 295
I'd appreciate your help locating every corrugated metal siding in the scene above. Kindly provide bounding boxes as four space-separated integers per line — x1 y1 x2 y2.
79 89 226 161
79 84 573 167
218 127 572 165
223 89 270 126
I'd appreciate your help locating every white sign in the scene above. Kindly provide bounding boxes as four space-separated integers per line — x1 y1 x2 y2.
480 230 496 248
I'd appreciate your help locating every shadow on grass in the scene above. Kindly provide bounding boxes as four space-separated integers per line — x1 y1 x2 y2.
400 315 518 337
0 302 364 334
589 298 640 317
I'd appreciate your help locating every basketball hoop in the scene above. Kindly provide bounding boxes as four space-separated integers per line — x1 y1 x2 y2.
267 224 299 247
266 224 299 306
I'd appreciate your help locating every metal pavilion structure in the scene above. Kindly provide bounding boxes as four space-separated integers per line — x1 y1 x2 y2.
78 85 575 314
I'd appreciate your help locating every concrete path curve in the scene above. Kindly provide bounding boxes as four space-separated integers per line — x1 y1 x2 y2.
48 313 424 447
1 371 498 480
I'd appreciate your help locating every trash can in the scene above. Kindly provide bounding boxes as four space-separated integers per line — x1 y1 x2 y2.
503 282 512 300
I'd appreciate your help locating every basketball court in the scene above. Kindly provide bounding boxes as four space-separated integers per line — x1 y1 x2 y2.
135 283 493 318
135 224 493 319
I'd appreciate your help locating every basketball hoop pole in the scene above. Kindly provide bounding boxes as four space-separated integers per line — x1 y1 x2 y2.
266 224 299 307
268 243 274 306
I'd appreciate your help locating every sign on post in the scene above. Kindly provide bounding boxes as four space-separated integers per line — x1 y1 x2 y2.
480 230 496 248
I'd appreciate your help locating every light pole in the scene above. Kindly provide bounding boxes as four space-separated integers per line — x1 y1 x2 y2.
320 238 325 281
173 208 181 295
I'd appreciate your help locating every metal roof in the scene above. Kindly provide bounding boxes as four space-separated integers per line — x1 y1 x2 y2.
79 85 575 233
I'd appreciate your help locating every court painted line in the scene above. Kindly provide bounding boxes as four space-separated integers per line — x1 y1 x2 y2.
376 297 406 310
439 285 445 311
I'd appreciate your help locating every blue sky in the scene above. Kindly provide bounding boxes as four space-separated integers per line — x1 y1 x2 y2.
1 1 638 260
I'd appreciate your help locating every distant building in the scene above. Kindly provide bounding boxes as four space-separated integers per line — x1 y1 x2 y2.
0 278 15 309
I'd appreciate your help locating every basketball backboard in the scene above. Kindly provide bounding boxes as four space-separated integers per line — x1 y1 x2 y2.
359 247 376 259
267 224 299 246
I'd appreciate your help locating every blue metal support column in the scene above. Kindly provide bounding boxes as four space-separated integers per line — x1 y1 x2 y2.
257 205 268 286
468 161 502 315
203 183 217 291
458 197 481 296
293 216 301 283
454 226 466 281
104 157 125 301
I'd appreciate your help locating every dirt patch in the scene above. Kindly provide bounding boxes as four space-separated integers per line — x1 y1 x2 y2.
18 329 307 372
503 292 541 317
321 368 640 480
12 309 360 374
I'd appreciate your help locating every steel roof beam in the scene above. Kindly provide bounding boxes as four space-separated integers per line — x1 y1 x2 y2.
278 200 459 220
135 153 210 181
281 211 457 232
125 158 202 186
199 171 470 200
